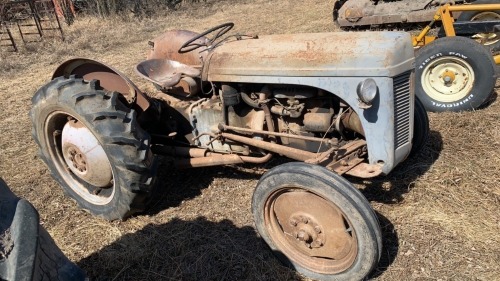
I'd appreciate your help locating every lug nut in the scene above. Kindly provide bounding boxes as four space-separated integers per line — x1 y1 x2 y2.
289 218 298 226
312 239 324 248
314 226 322 234
297 230 310 242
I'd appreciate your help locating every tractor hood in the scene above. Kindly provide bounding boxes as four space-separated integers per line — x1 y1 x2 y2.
203 31 414 81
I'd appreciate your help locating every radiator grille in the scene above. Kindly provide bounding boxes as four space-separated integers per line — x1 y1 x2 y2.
393 71 412 149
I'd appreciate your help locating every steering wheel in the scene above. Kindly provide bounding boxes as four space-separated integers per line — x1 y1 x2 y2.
178 22 234 54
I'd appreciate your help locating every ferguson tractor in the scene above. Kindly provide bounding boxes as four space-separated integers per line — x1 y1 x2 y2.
30 23 429 280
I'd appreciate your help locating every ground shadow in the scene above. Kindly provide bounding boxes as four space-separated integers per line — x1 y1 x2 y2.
77 217 301 281
77 213 397 281
350 129 443 204
144 158 289 217
369 212 399 279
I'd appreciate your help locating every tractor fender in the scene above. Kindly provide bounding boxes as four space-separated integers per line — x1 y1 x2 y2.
52 58 150 112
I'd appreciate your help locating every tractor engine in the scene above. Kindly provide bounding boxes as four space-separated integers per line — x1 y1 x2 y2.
159 83 362 157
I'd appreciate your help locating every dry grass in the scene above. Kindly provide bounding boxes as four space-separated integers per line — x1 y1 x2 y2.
0 0 499 280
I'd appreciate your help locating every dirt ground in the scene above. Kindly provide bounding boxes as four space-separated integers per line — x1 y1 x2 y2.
0 0 499 280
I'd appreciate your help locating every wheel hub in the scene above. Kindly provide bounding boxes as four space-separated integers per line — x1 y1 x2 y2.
265 189 358 273
66 144 88 173
422 57 475 102
470 12 500 46
61 120 113 187
441 70 456 85
289 215 325 249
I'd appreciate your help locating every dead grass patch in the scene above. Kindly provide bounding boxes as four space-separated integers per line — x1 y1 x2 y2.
0 0 499 280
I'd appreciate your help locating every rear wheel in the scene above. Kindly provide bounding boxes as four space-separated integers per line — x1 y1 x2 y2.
252 163 381 281
457 0 500 53
415 37 496 112
30 77 157 220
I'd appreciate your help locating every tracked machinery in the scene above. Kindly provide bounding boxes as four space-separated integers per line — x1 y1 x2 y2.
334 0 488 28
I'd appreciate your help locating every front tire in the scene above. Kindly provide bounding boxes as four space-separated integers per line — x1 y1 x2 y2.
410 96 430 157
30 77 157 220
252 163 381 281
415 37 496 112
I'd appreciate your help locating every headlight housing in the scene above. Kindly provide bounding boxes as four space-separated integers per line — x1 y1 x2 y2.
356 78 378 105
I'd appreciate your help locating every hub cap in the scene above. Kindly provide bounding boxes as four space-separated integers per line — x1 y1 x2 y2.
61 120 113 187
264 188 358 274
421 57 475 102
470 12 500 47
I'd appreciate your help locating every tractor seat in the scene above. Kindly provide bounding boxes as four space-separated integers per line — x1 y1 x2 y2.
135 59 201 88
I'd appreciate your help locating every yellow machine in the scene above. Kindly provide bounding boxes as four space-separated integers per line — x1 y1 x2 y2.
411 3 499 112
413 3 500 61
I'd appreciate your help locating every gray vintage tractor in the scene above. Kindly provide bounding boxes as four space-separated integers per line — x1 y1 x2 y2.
30 23 429 280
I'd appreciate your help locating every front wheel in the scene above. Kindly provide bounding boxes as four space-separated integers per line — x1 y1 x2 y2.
252 163 381 281
30 77 157 220
415 37 496 112
410 96 430 157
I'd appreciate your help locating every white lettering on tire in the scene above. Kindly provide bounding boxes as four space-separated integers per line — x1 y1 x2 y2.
431 94 474 107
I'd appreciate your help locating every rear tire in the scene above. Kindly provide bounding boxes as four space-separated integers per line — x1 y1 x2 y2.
415 37 496 112
0 178 86 281
30 77 157 220
252 163 381 281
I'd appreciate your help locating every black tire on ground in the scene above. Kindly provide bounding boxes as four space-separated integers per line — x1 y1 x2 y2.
0 178 86 281
409 96 430 157
252 163 381 281
457 0 500 53
415 36 496 112
30 76 158 220
332 0 346 22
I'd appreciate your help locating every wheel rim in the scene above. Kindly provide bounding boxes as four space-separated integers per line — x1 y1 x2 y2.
45 111 115 205
264 187 358 274
421 57 475 103
470 12 500 47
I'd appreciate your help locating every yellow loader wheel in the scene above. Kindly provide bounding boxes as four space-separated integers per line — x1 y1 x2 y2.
415 36 497 112
457 0 500 53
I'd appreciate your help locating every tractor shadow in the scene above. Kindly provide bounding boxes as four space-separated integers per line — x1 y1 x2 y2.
349 129 443 205
77 217 302 281
76 214 397 281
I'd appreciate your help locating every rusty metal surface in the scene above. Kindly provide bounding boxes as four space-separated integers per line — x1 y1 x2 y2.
345 163 383 178
204 31 414 80
173 151 272 168
303 111 334 133
220 124 338 145
336 0 463 27
154 146 210 158
221 132 318 162
341 109 365 136
264 188 358 273
52 58 150 111
326 140 367 175
147 30 207 67
175 154 244 169
135 59 201 88
221 132 371 175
